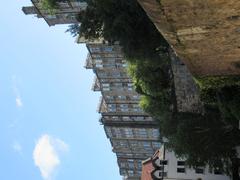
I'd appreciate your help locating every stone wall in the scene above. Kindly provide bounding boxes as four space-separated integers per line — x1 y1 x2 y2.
170 49 203 113
138 0 240 76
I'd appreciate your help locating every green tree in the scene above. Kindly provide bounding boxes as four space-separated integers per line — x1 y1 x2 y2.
164 108 240 176
76 0 168 60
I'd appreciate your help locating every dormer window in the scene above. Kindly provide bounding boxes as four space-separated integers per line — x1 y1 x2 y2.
152 158 168 168
151 169 167 179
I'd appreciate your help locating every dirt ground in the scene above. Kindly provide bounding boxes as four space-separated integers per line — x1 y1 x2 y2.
138 0 240 77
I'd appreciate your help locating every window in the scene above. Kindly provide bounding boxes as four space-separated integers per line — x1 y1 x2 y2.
152 129 160 138
128 83 133 91
146 117 153 121
160 172 167 177
135 116 144 121
120 169 127 176
128 162 134 169
124 128 133 138
195 167 204 174
68 15 76 20
152 170 167 179
92 54 101 58
115 63 122 68
143 142 152 150
119 141 128 147
120 104 128 112
133 107 141 112
137 161 142 169
105 127 112 137
120 162 126 168
143 142 151 147
130 141 139 148
137 128 147 138
102 87 110 91
95 64 103 68
128 170 134 176
177 168 185 173
111 116 118 120
152 142 161 149
132 104 139 108
102 83 109 87
118 95 126 100
89 47 100 53
214 169 222 175
115 83 122 87
108 104 116 112
106 96 114 100
95 59 102 68
132 95 139 100
136 171 142 176
104 63 115 68
113 128 122 138
104 47 113 52
122 63 128 68
72 1 85 6
177 161 185 166
160 160 168 165
122 116 130 121
97 72 107 77
120 104 128 108
112 72 121 78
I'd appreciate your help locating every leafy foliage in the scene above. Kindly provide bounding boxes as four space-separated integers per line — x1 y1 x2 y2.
195 75 240 90
195 75 240 127
39 0 58 14
76 0 168 59
66 24 81 37
165 109 240 173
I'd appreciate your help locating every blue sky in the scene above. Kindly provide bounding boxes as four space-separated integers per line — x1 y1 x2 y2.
0 1 121 180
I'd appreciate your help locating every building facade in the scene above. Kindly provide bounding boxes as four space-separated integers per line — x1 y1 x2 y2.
85 42 162 179
22 0 87 26
141 146 230 180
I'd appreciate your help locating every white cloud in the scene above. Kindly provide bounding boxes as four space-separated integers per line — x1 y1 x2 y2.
12 75 23 108
33 135 68 180
12 141 22 154
16 96 23 108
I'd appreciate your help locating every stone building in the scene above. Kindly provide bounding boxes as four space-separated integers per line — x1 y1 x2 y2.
22 0 87 26
84 42 162 179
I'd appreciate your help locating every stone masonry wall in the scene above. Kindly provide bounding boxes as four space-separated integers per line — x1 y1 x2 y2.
138 0 240 76
170 49 203 113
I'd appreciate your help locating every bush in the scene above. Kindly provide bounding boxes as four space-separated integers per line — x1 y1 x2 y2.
217 86 240 124
194 75 240 125
194 75 240 90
